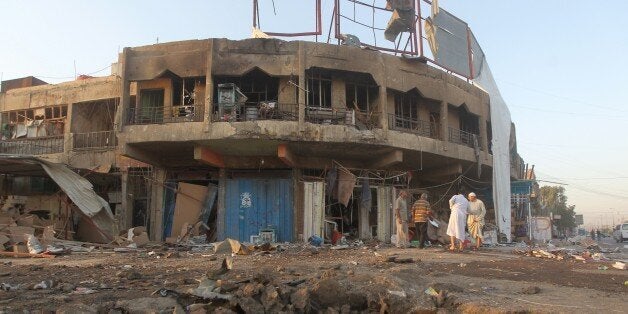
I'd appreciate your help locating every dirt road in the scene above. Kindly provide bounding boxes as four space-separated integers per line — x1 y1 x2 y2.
0 244 626 313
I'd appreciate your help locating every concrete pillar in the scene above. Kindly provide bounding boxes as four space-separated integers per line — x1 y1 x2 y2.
440 78 449 144
216 168 226 240
297 42 306 126
479 117 488 152
149 167 166 241
292 168 302 241
115 48 130 132
120 170 131 230
379 85 388 131
440 100 448 143
331 78 345 110
63 103 74 159
204 39 214 133
378 55 389 131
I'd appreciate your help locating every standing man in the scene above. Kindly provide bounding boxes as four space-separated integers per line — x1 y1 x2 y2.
467 192 486 251
447 187 469 251
412 193 432 249
394 190 409 248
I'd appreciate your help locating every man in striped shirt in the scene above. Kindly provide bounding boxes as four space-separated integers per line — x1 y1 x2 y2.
412 193 432 249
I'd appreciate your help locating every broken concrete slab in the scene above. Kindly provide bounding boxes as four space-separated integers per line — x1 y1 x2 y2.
214 238 241 254
114 297 184 313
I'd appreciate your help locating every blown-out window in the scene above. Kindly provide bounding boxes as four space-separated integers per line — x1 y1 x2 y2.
306 73 331 108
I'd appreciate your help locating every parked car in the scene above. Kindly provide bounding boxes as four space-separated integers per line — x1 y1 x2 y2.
613 223 628 243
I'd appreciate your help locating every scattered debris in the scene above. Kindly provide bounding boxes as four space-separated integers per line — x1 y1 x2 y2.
1 283 21 291
71 287 98 295
612 262 626 270
386 256 414 263
388 290 407 298
214 238 241 255
308 235 323 247
522 286 541 295
424 287 439 296
32 280 56 290
189 278 233 301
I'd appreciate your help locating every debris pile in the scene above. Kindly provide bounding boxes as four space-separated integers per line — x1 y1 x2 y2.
512 239 627 272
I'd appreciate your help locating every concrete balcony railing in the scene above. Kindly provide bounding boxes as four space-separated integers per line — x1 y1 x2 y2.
127 103 205 125
388 114 440 139
212 102 299 122
448 127 481 149
0 135 64 155
72 130 117 151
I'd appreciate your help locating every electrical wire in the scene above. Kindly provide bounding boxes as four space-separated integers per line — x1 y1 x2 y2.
498 79 628 114
35 64 112 80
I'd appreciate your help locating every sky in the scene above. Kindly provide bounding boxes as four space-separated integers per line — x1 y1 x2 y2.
1 1 627 229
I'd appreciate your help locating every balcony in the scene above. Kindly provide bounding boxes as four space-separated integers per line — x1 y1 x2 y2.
388 114 439 139
0 135 64 155
212 102 299 122
305 107 356 126
448 127 481 149
127 104 205 125
72 131 117 151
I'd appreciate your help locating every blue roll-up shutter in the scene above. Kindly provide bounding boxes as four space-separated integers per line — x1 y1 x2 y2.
225 178 293 242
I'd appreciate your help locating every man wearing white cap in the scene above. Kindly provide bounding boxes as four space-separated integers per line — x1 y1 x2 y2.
447 187 469 251
467 192 486 250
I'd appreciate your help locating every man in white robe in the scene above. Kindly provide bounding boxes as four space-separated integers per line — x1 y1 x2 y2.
467 192 486 250
447 188 469 251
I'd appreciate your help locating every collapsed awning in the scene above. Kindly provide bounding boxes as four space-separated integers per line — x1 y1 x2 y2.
0 154 115 242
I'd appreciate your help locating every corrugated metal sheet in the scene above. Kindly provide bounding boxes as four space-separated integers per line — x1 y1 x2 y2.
302 181 324 241
225 178 293 242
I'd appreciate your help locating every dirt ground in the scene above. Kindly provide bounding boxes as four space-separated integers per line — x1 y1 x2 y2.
0 243 626 313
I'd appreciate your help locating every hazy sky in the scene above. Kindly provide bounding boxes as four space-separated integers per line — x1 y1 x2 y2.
1 1 627 228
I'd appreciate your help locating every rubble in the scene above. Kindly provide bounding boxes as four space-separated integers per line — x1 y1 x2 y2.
521 286 541 295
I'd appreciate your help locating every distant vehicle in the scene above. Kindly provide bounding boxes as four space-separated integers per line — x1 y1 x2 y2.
613 223 628 243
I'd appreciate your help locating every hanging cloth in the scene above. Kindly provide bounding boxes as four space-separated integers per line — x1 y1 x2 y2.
337 168 356 207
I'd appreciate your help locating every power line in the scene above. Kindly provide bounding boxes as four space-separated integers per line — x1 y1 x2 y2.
498 79 628 114
34 64 112 80
509 103 627 120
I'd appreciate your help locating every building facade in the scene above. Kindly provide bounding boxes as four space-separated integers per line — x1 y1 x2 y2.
1 38 520 243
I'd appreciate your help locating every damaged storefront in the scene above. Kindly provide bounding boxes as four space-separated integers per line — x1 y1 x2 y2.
0 156 117 253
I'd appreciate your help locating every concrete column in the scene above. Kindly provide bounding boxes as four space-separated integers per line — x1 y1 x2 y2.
331 78 345 110
479 117 488 152
440 78 449 144
63 103 74 159
216 168 226 240
204 39 214 133
379 85 388 131
115 48 130 132
292 168 302 241
440 100 448 143
297 42 306 126
120 170 131 231
149 167 167 241
378 54 389 131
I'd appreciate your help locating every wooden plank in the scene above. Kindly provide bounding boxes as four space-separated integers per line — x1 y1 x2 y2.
171 182 208 238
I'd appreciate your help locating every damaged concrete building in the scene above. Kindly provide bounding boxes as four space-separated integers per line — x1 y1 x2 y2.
0 38 524 246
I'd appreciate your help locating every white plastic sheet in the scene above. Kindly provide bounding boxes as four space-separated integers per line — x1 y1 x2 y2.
473 60 512 242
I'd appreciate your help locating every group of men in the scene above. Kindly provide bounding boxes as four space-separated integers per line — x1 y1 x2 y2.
394 188 486 251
